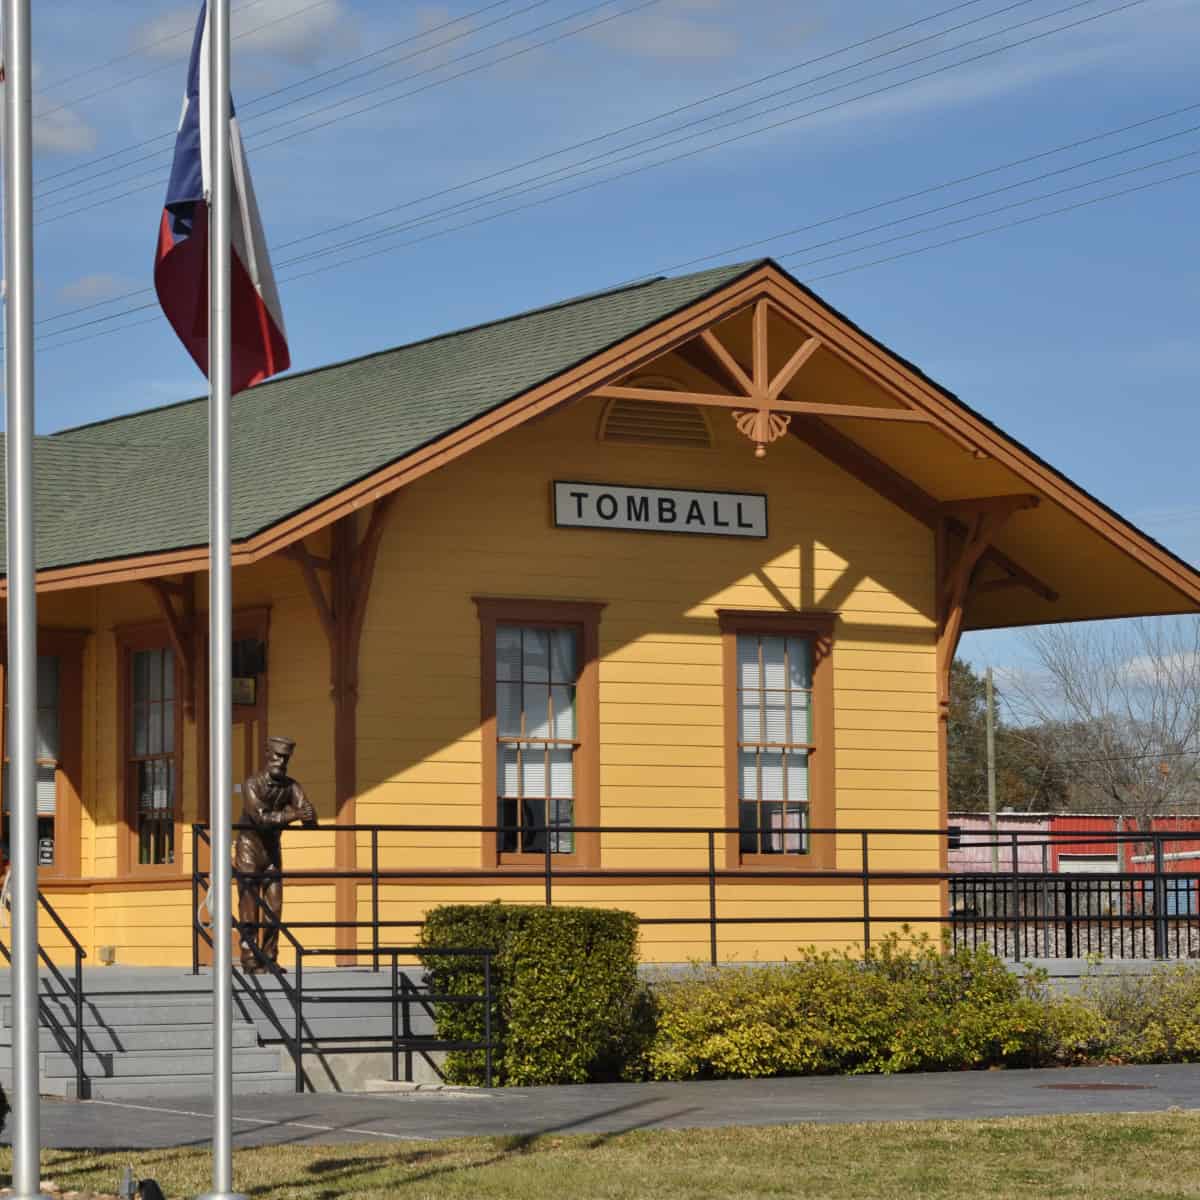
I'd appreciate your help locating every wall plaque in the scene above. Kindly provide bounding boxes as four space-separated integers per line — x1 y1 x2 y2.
554 481 767 538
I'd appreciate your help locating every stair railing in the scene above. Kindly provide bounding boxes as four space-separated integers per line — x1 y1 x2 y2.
0 877 87 1098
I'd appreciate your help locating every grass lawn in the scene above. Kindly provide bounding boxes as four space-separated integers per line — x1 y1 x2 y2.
4 1112 1200 1199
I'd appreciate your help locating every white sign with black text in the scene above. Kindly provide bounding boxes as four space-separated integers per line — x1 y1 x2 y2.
554 481 767 538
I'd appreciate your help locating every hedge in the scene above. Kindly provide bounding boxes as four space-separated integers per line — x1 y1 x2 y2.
418 902 643 1086
638 934 1105 1080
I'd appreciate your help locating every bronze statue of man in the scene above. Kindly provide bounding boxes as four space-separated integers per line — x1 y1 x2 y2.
235 735 316 973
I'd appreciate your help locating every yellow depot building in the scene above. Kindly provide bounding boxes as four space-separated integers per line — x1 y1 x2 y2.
6 259 1200 968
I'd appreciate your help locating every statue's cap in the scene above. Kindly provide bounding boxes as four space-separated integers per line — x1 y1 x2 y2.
267 735 296 755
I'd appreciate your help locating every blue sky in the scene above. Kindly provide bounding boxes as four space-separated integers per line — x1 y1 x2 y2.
10 0 1200 671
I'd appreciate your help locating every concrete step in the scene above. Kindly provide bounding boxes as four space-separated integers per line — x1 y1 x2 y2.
85 1070 296 1101
0 1022 261 1054
39 1045 285 1080
5 1000 220 1027
0 1067 297 1101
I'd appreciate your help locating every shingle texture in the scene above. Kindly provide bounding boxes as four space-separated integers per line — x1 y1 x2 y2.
1 262 758 574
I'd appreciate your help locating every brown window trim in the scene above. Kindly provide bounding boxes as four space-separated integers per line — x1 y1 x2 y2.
718 609 837 871
0 628 87 879
475 597 604 870
116 622 184 878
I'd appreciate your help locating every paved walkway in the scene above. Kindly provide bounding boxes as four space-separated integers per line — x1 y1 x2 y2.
4 1063 1199 1148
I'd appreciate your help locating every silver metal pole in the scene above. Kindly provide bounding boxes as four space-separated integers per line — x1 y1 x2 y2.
986 666 998 872
3 2 49 1196
199 1 244 1197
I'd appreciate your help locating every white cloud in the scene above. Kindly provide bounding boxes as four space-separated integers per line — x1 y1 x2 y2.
34 105 98 155
58 273 136 304
136 0 360 65
589 0 738 60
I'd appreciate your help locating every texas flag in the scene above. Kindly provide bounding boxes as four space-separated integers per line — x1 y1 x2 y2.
154 2 289 393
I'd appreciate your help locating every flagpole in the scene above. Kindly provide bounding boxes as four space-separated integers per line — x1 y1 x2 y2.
3 2 49 1197
200 0 243 1196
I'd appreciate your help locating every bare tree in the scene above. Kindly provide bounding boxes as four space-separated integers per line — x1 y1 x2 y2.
1007 618 1200 823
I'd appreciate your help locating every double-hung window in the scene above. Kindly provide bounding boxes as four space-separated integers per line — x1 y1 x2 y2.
118 627 182 874
496 625 577 854
476 598 602 868
719 611 835 868
736 633 813 854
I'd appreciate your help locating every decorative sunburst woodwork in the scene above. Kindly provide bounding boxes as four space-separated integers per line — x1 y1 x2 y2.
733 408 791 458
591 297 956 459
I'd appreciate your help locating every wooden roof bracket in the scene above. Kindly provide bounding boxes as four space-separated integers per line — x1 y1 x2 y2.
144 576 197 720
936 494 1040 708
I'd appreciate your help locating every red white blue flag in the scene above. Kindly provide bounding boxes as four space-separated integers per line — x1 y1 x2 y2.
154 2 289 393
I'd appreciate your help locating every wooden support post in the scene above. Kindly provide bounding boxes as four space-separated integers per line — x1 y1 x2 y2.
144 576 197 719
286 495 395 962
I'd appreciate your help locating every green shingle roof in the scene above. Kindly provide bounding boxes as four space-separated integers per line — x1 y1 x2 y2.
1 261 760 575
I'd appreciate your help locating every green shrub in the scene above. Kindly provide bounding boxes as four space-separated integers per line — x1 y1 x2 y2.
1083 965 1200 1063
644 933 1107 1081
419 902 641 1086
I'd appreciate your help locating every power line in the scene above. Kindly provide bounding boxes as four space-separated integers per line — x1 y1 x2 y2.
33 0 548 193
803 162 1199 282
31 0 279 97
37 0 1156 332
34 0 338 124
35 128 1200 352
36 0 1029 325
33 0 659 211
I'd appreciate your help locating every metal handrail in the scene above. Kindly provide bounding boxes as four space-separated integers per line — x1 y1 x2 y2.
0 888 87 1097
191 836 495 1092
191 822 1200 966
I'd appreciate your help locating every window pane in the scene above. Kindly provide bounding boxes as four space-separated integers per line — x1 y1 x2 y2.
163 651 175 701
496 626 522 682
148 650 163 702
163 702 176 753
496 682 522 738
36 705 60 761
739 749 758 801
35 764 56 816
549 797 575 854
762 637 786 689
499 798 519 851
548 747 573 798
550 686 575 739
521 746 546 797
133 702 148 756
133 651 150 702
738 690 761 743
523 628 550 683
786 751 810 803
760 750 784 801
790 691 812 744
37 656 59 706
737 635 759 690
764 691 787 743
764 802 806 854
788 638 812 689
549 629 576 684
498 744 520 798
148 703 163 755
523 684 550 740
738 801 759 854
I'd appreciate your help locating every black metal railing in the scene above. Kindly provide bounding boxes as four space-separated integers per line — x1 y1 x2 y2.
0 888 87 1098
190 822 1200 966
193 827 494 1091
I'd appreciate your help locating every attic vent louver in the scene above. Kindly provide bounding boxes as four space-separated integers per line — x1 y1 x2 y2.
599 376 711 450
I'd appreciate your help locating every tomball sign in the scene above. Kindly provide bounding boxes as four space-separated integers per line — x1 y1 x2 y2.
554 481 767 539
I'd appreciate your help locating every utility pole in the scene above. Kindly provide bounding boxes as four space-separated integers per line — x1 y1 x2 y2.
986 667 998 872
